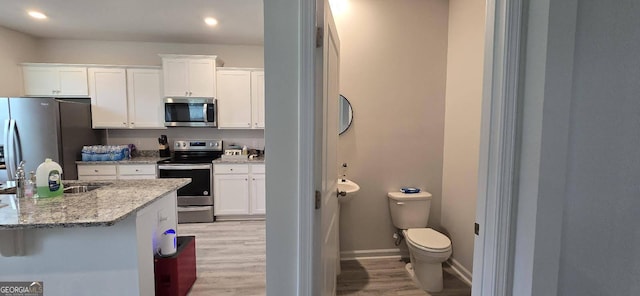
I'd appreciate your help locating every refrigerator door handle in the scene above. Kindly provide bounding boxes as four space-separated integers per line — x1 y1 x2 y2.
3 119 11 180
5 119 15 180
6 119 22 181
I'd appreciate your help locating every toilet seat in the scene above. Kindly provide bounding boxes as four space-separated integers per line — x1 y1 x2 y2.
405 228 451 253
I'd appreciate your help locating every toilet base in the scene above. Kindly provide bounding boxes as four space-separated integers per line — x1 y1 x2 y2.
404 262 444 293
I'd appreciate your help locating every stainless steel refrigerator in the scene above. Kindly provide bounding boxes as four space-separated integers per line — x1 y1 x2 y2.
0 97 103 180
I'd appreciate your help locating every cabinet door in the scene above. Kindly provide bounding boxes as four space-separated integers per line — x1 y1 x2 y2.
127 69 164 128
89 68 128 128
188 59 215 97
23 66 58 96
250 173 266 215
214 174 250 215
162 58 189 97
251 71 265 129
58 67 88 96
217 70 252 128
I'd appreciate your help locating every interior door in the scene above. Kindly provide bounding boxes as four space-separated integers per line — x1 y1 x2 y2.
314 1 341 295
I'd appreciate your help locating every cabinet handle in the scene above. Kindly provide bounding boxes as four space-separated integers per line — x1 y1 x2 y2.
52 90 56 94
252 178 255 181
123 122 127 126
130 122 134 125
189 91 192 96
185 91 189 96
245 178 248 181
230 169 233 171
94 170 98 173
135 169 139 172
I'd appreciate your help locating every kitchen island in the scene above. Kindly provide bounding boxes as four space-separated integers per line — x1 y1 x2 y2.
0 178 190 296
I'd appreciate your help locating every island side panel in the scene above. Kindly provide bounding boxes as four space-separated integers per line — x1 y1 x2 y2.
0 214 141 296
135 191 178 296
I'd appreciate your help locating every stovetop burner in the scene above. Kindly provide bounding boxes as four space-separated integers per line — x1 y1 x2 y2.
157 139 223 164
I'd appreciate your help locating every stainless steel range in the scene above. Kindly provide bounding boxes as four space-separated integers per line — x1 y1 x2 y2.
157 139 223 223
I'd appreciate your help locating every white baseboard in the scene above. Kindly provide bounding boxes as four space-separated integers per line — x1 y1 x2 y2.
447 258 472 286
340 248 409 261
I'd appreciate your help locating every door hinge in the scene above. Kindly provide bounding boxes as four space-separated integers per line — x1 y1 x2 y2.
316 27 323 48
474 223 480 235
315 190 321 209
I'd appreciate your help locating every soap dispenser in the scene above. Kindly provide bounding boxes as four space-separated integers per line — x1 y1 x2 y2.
36 158 64 198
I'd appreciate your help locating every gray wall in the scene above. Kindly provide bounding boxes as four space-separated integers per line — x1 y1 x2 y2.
335 0 449 253
558 0 640 294
37 39 264 67
0 26 40 96
441 0 485 275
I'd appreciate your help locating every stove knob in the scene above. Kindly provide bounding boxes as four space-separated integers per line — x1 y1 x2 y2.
175 142 180 147
203 191 209 195
182 143 187 147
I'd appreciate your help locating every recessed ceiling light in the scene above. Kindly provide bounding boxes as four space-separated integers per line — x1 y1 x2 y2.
28 11 48 20
204 17 218 26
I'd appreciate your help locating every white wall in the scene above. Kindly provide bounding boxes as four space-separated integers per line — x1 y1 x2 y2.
334 0 449 253
557 0 640 294
0 26 40 96
38 39 264 67
441 0 485 276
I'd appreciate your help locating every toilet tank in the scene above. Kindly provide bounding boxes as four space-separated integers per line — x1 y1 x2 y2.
387 191 432 229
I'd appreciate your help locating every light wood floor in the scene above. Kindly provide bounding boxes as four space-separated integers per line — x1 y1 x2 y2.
338 259 471 296
178 221 470 296
178 221 266 296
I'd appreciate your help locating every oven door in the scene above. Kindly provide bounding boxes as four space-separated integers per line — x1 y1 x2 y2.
158 164 213 206
164 98 217 127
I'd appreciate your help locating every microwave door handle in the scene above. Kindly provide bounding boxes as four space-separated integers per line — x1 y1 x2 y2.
212 99 217 126
203 103 208 123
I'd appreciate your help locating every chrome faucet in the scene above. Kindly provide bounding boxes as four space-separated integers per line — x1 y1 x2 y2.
15 160 26 198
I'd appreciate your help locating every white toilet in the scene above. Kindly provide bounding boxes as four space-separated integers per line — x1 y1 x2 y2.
388 191 452 292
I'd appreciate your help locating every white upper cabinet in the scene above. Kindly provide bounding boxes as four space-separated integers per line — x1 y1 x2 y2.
251 71 265 129
127 69 164 128
23 65 88 97
217 70 252 128
160 55 222 98
217 68 265 129
89 67 128 128
89 67 164 129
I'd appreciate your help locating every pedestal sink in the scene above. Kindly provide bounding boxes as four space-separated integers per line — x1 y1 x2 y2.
336 178 360 275
337 178 360 203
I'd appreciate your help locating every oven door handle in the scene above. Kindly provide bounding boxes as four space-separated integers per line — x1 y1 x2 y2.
158 164 212 170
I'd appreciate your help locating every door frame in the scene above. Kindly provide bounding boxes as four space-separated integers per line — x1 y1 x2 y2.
471 0 525 294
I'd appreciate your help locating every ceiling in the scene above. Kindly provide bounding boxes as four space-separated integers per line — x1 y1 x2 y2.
0 0 264 45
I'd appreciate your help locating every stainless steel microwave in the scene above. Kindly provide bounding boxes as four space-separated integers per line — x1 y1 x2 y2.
164 98 217 127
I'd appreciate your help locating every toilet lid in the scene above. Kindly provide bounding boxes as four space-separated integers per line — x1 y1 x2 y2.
406 228 451 251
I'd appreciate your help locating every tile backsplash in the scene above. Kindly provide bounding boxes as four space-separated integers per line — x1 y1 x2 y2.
105 128 264 151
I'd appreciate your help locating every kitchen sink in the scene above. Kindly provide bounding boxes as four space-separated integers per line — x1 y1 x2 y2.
63 185 102 194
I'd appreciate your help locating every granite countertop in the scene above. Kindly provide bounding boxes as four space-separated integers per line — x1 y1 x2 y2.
213 157 265 164
76 156 168 165
0 178 190 230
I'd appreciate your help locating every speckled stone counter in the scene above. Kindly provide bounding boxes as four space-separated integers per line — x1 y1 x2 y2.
0 178 190 229
75 156 167 165
212 157 265 164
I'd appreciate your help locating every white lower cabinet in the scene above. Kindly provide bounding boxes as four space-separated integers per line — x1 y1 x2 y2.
213 163 265 220
77 164 156 180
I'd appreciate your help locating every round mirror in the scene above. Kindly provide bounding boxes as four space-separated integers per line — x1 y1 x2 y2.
339 95 353 135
